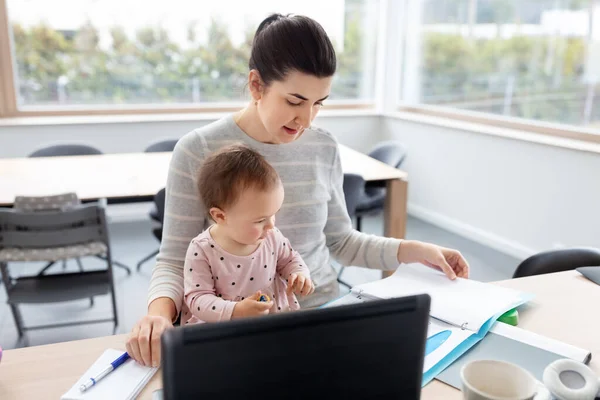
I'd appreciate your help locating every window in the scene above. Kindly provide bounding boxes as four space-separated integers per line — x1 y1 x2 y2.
2 0 379 113
400 0 600 132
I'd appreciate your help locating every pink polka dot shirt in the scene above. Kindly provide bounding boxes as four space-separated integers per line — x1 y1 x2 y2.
182 227 311 324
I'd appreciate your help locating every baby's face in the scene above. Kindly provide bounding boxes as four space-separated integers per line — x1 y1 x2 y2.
224 184 284 245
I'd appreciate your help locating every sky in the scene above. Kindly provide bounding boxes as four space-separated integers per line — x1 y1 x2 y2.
7 0 348 48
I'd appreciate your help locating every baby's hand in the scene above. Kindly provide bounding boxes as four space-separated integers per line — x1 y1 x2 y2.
232 291 273 319
286 273 314 296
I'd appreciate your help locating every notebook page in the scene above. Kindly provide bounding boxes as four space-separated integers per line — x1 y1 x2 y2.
61 349 157 400
355 264 527 332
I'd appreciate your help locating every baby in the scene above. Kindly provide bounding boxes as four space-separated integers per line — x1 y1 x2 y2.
182 143 314 324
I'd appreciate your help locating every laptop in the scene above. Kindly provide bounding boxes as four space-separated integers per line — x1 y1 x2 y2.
161 294 430 400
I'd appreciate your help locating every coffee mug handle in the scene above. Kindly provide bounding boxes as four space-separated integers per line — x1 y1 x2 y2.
533 381 552 400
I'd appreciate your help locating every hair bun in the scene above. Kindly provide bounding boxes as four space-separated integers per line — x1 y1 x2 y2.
255 13 287 35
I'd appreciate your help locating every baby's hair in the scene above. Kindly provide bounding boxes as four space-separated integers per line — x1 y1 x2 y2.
198 143 281 218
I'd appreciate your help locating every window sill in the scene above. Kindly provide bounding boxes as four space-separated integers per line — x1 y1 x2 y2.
384 110 600 155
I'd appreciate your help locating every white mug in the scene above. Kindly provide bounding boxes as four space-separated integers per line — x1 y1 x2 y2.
461 360 550 400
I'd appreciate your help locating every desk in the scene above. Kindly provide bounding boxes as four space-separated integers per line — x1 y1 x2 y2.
0 270 597 399
423 270 600 399
0 145 408 240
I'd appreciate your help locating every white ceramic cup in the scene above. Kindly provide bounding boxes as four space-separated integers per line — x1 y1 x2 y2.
461 360 550 400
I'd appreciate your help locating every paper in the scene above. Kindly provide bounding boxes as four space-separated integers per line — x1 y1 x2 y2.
321 293 366 308
354 264 528 332
490 322 591 363
61 349 157 400
321 266 535 386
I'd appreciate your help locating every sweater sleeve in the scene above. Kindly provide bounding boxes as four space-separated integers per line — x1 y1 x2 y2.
147 133 208 317
275 230 311 279
324 145 402 271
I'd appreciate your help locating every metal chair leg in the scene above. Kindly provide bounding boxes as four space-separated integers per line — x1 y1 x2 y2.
9 303 26 339
74 257 94 306
105 255 119 333
94 255 131 275
37 261 56 276
136 249 159 271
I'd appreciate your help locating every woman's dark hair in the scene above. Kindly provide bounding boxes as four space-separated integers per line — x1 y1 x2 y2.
249 14 337 86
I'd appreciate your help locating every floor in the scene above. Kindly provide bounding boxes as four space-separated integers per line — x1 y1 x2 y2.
0 212 521 350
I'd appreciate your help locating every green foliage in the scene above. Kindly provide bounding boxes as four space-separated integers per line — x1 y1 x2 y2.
421 32 594 125
11 17 597 125
12 16 363 104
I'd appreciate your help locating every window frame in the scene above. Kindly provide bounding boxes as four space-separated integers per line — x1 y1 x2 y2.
394 0 600 145
0 0 375 118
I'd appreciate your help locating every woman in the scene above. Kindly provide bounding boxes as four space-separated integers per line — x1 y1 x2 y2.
127 13 469 367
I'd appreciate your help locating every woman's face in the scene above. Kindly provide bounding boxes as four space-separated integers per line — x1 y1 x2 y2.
252 70 333 144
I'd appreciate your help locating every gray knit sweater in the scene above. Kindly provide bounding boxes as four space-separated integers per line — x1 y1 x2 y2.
148 115 402 313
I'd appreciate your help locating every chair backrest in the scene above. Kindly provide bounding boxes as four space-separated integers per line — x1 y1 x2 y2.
342 173 365 217
13 193 80 212
368 141 407 169
0 205 109 249
154 188 167 223
145 140 178 153
513 247 600 278
29 144 103 158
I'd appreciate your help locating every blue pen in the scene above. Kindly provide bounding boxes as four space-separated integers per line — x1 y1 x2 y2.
79 352 130 392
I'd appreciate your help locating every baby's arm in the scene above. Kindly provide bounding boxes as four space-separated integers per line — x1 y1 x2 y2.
274 230 312 295
184 240 236 322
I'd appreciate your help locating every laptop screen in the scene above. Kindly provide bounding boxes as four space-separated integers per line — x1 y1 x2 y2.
162 294 430 400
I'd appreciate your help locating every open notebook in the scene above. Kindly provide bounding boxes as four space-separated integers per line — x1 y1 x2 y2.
61 349 157 400
323 264 532 385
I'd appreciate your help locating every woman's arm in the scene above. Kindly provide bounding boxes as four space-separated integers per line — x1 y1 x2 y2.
148 297 177 320
147 134 207 319
128 134 207 366
324 145 402 271
324 145 469 279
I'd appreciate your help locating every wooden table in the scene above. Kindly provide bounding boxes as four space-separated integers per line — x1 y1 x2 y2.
1 271 597 399
0 145 408 239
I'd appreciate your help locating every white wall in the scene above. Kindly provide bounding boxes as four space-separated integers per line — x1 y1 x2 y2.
0 113 382 158
382 115 600 259
3 112 598 259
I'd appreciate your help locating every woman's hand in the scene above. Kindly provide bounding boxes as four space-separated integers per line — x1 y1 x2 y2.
126 314 173 367
397 240 470 280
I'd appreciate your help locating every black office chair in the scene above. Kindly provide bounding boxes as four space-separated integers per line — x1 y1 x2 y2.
0 204 119 345
27 144 131 275
355 141 407 231
338 173 367 289
144 139 178 153
137 188 166 271
513 247 600 278
143 140 177 224
29 144 103 158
